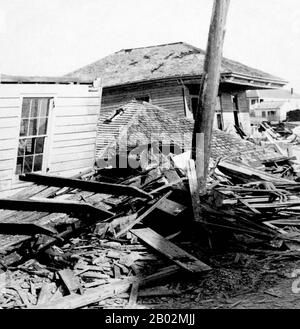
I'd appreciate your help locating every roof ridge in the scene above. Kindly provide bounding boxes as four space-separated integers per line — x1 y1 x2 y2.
116 41 204 53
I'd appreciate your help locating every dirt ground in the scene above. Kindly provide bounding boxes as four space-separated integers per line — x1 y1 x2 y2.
98 248 300 309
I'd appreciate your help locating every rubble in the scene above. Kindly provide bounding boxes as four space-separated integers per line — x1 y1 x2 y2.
2 139 300 309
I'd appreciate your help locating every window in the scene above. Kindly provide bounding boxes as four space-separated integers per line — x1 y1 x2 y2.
262 111 266 117
251 99 257 105
16 98 51 174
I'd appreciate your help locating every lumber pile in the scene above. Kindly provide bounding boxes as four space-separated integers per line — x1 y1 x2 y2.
2 142 300 308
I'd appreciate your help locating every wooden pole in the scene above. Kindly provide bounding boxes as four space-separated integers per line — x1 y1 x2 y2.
192 0 230 192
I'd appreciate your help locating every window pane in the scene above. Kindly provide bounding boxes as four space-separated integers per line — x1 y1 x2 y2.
21 99 31 118
40 99 49 117
20 119 29 136
24 138 35 155
24 156 33 173
29 118 38 136
16 157 24 174
18 139 26 156
33 155 43 172
31 99 39 117
38 117 48 135
35 137 45 154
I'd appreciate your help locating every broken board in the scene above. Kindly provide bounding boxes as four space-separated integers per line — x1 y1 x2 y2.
131 227 211 273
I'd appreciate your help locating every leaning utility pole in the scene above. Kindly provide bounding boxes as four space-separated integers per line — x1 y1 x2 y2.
192 0 230 193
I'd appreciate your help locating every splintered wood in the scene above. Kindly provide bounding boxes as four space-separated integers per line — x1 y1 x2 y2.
131 228 211 273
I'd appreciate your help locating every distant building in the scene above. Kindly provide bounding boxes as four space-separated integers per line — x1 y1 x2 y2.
247 89 300 124
66 42 287 135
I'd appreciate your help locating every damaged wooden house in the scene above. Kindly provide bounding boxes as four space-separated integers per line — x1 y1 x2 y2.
66 42 287 135
0 75 101 195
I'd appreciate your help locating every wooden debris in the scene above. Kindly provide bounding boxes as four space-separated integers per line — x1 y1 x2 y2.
20 173 153 200
31 265 180 309
131 227 211 273
58 269 83 295
156 199 187 216
128 282 139 307
37 283 56 306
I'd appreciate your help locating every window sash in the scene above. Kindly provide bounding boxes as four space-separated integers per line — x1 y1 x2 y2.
17 97 51 175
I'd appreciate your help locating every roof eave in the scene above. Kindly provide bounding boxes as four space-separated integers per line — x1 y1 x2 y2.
221 72 288 89
103 72 288 90
0 74 94 85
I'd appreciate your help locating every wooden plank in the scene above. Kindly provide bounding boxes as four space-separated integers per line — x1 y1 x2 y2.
131 227 211 273
31 265 180 309
218 160 295 185
0 198 114 218
37 283 56 306
20 173 153 200
187 159 201 221
58 269 83 295
115 191 172 238
0 222 57 236
128 282 139 307
156 198 187 216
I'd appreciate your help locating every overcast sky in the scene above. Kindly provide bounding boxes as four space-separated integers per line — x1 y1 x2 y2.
0 0 299 92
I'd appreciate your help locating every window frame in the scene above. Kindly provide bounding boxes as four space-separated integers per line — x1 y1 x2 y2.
14 95 55 179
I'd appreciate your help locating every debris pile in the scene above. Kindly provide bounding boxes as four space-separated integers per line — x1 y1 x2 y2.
1 142 300 309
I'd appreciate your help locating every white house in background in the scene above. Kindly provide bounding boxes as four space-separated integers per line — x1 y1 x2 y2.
247 89 300 125
0 74 101 195
250 101 292 124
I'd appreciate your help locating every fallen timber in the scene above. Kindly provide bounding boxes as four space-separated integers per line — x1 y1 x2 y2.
20 173 153 200
0 198 114 218
2 145 300 309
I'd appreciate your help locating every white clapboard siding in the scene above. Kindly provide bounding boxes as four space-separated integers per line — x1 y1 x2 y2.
51 150 94 164
53 138 96 149
0 108 20 118
55 115 98 126
53 124 97 135
0 98 20 108
0 117 20 128
52 143 95 155
0 127 19 140
53 131 97 142
55 97 100 107
0 169 14 181
0 139 17 150
0 159 14 171
0 179 12 192
0 82 101 193
0 149 17 160
50 158 94 173
55 106 99 117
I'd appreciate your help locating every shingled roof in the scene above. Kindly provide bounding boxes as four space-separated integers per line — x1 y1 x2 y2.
96 100 279 168
66 42 287 88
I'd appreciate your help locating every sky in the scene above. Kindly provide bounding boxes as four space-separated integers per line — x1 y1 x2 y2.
0 0 300 92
